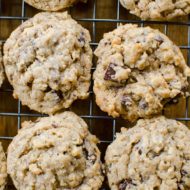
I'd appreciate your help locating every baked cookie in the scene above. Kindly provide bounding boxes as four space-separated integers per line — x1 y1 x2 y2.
25 0 87 11
0 142 7 190
120 0 190 20
94 24 190 122
4 12 92 114
0 43 4 87
105 116 190 190
7 112 104 190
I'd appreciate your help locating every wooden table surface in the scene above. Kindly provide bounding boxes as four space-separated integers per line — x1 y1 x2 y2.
0 0 190 189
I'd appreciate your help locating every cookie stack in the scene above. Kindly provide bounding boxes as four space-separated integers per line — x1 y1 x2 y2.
0 0 190 189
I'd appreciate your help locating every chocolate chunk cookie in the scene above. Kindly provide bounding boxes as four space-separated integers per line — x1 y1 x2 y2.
0 43 4 87
120 0 190 20
25 0 87 11
4 12 92 114
0 142 7 190
105 116 190 190
8 112 104 190
94 24 190 122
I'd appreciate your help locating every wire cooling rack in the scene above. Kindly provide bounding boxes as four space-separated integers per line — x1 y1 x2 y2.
0 0 190 189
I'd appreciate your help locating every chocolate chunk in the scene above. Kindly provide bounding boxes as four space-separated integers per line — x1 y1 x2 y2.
139 99 148 110
83 148 88 159
27 82 33 88
138 149 142 155
44 86 52 93
104 63 116 81
119 179 136 190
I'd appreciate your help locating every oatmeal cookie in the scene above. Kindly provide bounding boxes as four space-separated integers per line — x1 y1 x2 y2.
105 116 190 190
94 24 190 122
8 112 104 190
4 12 92 114
120 0 190 20
0 142 7 190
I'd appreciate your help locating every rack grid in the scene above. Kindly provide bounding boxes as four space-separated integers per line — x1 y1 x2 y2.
0 0 190 189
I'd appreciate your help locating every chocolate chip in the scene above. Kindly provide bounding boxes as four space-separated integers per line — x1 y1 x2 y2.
27 82 33 88
134 0 139 5
119 179 136 190
83 148 88 158
44 86 52 93
139 99 148 110
138 149 142 155
104 63 116 81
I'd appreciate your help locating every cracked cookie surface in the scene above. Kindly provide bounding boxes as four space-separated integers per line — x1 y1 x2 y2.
25 0 87 11
105 116 190 190
94 24 190 122
0 43 4 87
120 0 190 20
4 12 92 114
7 111 104 190
0 143 7 190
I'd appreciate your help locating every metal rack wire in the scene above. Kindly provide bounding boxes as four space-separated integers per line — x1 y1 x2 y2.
0 0 190 189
